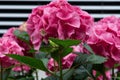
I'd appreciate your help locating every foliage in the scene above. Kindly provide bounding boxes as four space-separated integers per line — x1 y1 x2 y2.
6 35 107 80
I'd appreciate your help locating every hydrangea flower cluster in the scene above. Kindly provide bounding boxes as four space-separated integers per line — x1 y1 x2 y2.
87 16 120 68
27 0 93 50
0 25 31 71
0 37 23 68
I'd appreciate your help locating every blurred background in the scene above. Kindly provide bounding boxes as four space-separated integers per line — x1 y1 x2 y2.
0 0 120 36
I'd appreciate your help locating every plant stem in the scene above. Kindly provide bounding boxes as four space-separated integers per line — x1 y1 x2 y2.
53 60 57 75
112 67 115 80
103 74 106 80
103 67 106 80
0 61 3 80
59 55 63 80
35 70 39 80
103 70 106 80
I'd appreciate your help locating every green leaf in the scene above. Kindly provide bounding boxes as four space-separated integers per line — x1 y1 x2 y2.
87 55 107 64
40 44 54 53
28 49 36 53
16 76 34 80
0 68 11 80
8 69 35 80
55 69 74 77
73 64 92 80
61 48 73 57
51 48 60 62
73 53 106 65
52 69 74 80
49 40 59 48
116 77 120 80
35 52 47 59
117 72 120 80
49 38 81 48
72 53 90 65
42 76 59 80
41 58 49 68
8 76 34 80
7 54 48 72
50 47 73 63
63 69 75 80
14 30 30 43
83 43 95 54
114 64 120 68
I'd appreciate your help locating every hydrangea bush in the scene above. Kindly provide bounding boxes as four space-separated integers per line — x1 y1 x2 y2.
0 0 120 80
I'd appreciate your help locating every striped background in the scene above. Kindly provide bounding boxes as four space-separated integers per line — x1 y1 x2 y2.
0 0 120 36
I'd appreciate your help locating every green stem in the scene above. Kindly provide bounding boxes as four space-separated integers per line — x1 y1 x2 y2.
1 61 3 80
53 60 57 75
103 75 106 80
35 70 39 80
112 67 115 80
103 67 106 80
59 55 63 80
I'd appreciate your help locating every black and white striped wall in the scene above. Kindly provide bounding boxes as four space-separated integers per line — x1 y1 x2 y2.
0 0 120 36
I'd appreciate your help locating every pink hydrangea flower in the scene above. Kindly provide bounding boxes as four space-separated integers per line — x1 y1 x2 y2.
47 53 76 72
0 37 23 68
3 27 31 71
87 16 120 68
93 70 111 80
12 63 30 72
27 0 93 50
97 72 111 80
3 27 33 57
3 27 16 39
